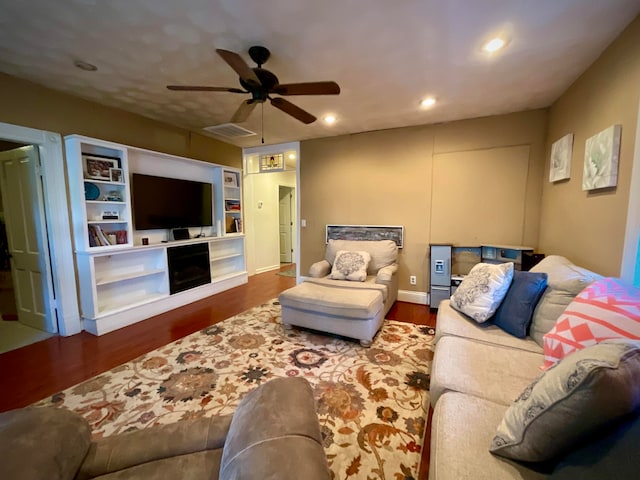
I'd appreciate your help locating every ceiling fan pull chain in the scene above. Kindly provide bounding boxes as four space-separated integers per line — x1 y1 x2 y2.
261 103 265 144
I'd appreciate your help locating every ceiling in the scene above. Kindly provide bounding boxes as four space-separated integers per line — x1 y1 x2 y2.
1 1 639 149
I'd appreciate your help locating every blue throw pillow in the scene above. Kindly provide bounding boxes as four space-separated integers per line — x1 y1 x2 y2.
492 271 548 338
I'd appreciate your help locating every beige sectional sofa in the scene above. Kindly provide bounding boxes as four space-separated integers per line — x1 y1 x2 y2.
428 256 602 480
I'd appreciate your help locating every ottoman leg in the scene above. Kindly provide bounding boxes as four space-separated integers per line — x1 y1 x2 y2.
360 339 372 348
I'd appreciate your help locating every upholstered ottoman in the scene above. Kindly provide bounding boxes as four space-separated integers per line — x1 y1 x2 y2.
279 281 385 347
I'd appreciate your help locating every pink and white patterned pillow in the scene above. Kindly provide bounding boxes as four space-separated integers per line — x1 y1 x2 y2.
543 277 640 367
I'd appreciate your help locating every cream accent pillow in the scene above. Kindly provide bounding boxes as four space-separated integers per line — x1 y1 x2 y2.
490 340 640 462
330 250 371 282
450 262 514 323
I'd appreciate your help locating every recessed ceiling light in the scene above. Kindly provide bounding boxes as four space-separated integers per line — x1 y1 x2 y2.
420 97 436 108
323 115 336 125
483 37 506 53
288 153 296 160
73 59 98 71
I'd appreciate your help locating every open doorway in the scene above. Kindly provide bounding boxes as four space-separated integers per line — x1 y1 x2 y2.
0 141 56 352
0 122 80 345
242 142 300 278
279 185 295 264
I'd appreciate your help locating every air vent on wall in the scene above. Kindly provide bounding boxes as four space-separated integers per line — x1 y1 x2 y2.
202 123 256 138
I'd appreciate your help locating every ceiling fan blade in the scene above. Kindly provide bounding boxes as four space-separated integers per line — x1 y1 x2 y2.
167 85 246 93
272 81 340 96
270 97 316 124
231 99 257 123
216 49 261 86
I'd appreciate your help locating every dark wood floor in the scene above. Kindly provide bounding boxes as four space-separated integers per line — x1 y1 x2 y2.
0 266 436 478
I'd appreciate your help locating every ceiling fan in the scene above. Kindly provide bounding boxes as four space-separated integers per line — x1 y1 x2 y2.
167 46 340 125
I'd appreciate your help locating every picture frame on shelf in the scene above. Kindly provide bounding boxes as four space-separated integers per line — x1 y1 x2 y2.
223 171 238 188
83 155 118 181
109 167 123 183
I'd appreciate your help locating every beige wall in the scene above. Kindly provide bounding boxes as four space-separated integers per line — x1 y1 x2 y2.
0 73 241 167
300 109 548 293
540 16 640 277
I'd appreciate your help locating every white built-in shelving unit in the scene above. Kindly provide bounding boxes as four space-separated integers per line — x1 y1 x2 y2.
65 135 247 335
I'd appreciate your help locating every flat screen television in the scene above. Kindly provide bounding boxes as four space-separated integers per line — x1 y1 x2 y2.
132 173 213 230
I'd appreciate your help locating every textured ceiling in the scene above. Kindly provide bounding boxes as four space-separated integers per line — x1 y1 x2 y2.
0 0 639 148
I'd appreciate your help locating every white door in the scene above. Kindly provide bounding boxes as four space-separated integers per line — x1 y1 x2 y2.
0 146 56 332
279 187 293 263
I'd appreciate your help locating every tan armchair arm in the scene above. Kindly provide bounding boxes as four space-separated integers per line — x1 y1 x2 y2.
309 260 331 278
376 263 398 283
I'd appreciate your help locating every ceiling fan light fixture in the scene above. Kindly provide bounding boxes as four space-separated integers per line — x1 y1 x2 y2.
420 97 436 108
483 37 506 53
323 114 336 125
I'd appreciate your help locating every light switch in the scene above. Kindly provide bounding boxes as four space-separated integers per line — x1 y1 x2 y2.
258 201 263 209
301 219 307 227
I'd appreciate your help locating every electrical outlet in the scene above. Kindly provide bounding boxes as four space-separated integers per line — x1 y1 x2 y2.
410 275 417 285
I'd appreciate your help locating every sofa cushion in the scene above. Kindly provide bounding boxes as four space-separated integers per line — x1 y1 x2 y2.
490 340 640 463
529 255 601 347
493 271 548 339
220 377 330 480
435 300 544 354
330 250 371 281
430 392 546 480
430 335 544 407
0 407 91 480
450 262 514 323
324 239 397 275
543 277 640 367
549 411 640 479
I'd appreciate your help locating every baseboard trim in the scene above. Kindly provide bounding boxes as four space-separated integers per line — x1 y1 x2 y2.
398 290 428 305
255 264 280 274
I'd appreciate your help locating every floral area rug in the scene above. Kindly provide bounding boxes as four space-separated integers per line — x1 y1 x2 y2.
36 299 435 480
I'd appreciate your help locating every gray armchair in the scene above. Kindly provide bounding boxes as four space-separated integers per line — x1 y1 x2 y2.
0 377 329 480
307 239 399 315
280 239 399 346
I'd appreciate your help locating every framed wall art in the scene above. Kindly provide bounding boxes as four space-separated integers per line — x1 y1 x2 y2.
326 224 404 248
582 124 622 191
549 133 573 182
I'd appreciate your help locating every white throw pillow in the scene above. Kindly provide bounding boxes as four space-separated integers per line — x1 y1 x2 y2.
330 250 371 282
450 262 514 323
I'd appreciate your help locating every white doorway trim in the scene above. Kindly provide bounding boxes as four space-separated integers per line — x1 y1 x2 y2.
621 99 640 286
0 122 81 335
242 141 300 278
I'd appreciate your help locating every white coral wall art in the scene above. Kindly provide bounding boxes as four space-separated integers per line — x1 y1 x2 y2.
549 133 573 182
582 124 622 191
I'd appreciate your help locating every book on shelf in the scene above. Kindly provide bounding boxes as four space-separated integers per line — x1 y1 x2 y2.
224 199 241 212
234 218 242 233
87 225 127 246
